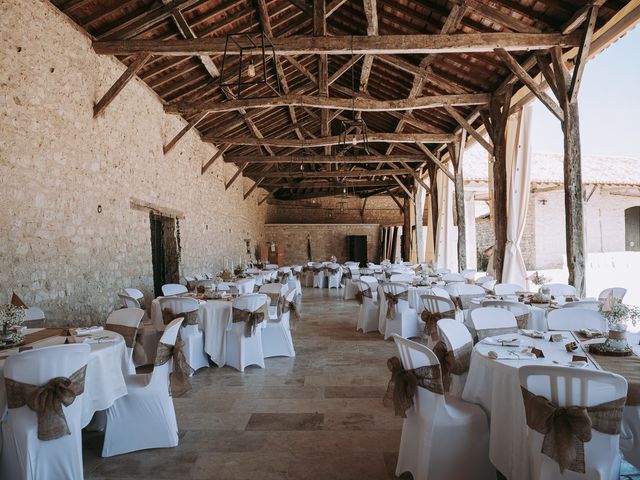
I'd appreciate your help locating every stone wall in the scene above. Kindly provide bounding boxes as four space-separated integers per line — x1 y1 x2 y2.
0 0 267 325
264 224 381 265
266 196 404 225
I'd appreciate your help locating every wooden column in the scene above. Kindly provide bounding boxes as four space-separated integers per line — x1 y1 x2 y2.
562 101 585 295
448 130 467 270
426 163 439 252
402 194 412 262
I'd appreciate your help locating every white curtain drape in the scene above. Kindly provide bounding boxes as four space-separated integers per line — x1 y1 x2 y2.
435 168 458 271
414 185 427 263
502 105 533 288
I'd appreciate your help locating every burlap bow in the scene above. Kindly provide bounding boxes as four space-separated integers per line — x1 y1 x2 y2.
279 297 300 327
343 268 352 280
383 356 444 417
355 286 373 305
277 271 290 284
232 304 269 337
326 267 340 275
105 323 148 365
432 341 472 392
421 309 456 340
521 387 626 473
515 312 530 329
162 307 199 326
385 291 409 319
155 333 193 397
6 365 87 441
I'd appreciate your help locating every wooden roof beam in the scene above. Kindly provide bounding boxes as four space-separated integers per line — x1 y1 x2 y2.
93 53 151 117
223 154 427 163
201 145 229 174
165 93 490 114
444 105 494 155
569 6 599 104
93 32 582 56
250 168 414 178
205 132 454 147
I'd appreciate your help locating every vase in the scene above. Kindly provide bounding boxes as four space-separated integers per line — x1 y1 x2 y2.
604 322 629 351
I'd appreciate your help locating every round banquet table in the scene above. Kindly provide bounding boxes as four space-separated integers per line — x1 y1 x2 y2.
468 298 548 331
462 330 640 479
151 296 235 367
0 329 128 428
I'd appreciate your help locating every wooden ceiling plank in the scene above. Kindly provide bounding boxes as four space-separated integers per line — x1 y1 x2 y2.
253 168 414 178
93 53 151 117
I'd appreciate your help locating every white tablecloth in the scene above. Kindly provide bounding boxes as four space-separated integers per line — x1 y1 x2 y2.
462 331 640 479
469 299 548 331
407 284 447 313
151 297 234 367
0 329 128 428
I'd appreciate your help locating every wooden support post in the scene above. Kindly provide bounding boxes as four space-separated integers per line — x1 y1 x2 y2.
402 195 412 262
488 87 513 281
427 163 439 251
449 131 467 271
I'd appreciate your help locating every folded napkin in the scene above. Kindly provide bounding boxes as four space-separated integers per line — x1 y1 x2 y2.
70 326 104 337
481 337 522 347
579 328 605 338
484 349 537 360
83 335 117 344
520 329 545 339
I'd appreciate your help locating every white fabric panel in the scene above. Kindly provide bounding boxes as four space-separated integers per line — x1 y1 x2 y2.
464 190 477 271
435 168 458 272
502 105 533 289
414 185 427 263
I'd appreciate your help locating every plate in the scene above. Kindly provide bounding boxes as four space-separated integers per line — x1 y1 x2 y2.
481 336 522 347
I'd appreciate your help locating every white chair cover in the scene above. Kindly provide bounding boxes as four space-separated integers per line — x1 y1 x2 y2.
353 279 379 333
382 282 421 340
312 263 325 288
118 293 140 309
518 365 627 480
561 300 600 310
160 297 208 373
471 307 518 341
1 344 91 480
262 288 296 358
442 272 466 284
225 294 268 372
105 308 144 375
390 273 414 283
598 287 627 302
102 318 183 457
494 283 523 295
391 335 494 480
259 283 286 320
326 263 343 289
161 284 188 296
546 308 607 331
541 283 577 297
437 319 472 397
23 306 46 328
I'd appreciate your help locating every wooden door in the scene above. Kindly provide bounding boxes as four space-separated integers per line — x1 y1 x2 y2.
150 213 180 297
625 206 640 251
347 235 367 266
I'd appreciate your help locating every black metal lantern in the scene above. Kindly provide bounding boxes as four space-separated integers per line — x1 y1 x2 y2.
219 32 281 99
336 118 370 156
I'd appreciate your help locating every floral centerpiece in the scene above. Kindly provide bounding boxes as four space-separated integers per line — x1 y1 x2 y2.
0 304 26 345
329 255 337 263
381 259 391 269
529 271 550 287
599 298 640 328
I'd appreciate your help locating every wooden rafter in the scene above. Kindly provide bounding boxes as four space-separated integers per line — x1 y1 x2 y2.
93 32 582 56
93 53 151 117
569 6 599 103
201 145 229 175
205 132 455 146
444 105 493 154
250 168 414 178
225 163 248 190
163 112 207 154
223 154 427 163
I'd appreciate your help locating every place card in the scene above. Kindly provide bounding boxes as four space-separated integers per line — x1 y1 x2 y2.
565 341 578 352
531 347 545 358
572 355 588 363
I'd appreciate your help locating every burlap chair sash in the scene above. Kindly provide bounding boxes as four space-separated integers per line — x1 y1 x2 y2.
232 304 269 337
521 387 626 473
293 270 301 279
265 292 281 316
105 323 143 349
155 333 193 397
326 267 340 275
383 356 444 418
476 326 519 341
432 341 472 392
355 286 373 305
162 308 199 326
342 268 352 279
453 293 485 310
277 271 290 284
515 312 530 329
6 365 87 441
279 297 300 327
385 290 409 320
302 266 310 273
421 309 456 340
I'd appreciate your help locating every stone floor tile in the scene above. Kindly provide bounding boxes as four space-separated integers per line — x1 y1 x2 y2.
245 412 324 431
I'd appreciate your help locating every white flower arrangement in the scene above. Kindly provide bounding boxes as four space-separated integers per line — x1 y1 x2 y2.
330 255 337 263
599 301 640 327
529 271 550 286
0 304 26 344
381 259 391 268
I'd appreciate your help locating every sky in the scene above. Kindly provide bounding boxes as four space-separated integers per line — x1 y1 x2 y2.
529 25 640 158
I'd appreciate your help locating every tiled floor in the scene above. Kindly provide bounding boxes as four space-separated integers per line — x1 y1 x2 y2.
83 287 402 479
83 288 640 479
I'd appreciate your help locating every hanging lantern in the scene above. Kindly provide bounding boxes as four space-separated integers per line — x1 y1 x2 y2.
336 118 370 156
219 31 281 99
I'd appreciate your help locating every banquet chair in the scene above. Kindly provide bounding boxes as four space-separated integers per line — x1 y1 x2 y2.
343 266 358 300
436 267 451 275
184 275 196 291
161 283 188 296
102 318 183 457
124 288 144 303
377 283 388 334
259 283 286 320
312 263 326 288
494 283 523 296
265 263 279 270
225 294 269 372
23 306 46 328
442 272 466 284
599 287 627 302
325 263 343 289
0 344 91 480
461 269 476 281
353 279 379 333
471 307 518 341
480 279 497 293
481 300 530 329
437 318 473 397
106 307 145 375
262 288 296 358
118 292 140 309
518 365 627 480
382 282 422 340
475 275 494 286
390 273 414 283
446 284 486 322
391 335 494 480
561 300 600 310
420 294 461 347
546 308 607 332
541 283 577 297
160 297 209 373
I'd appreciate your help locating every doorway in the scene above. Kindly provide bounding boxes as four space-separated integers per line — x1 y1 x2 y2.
347 235 368 266
150 213 180 297
625 206 640 251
